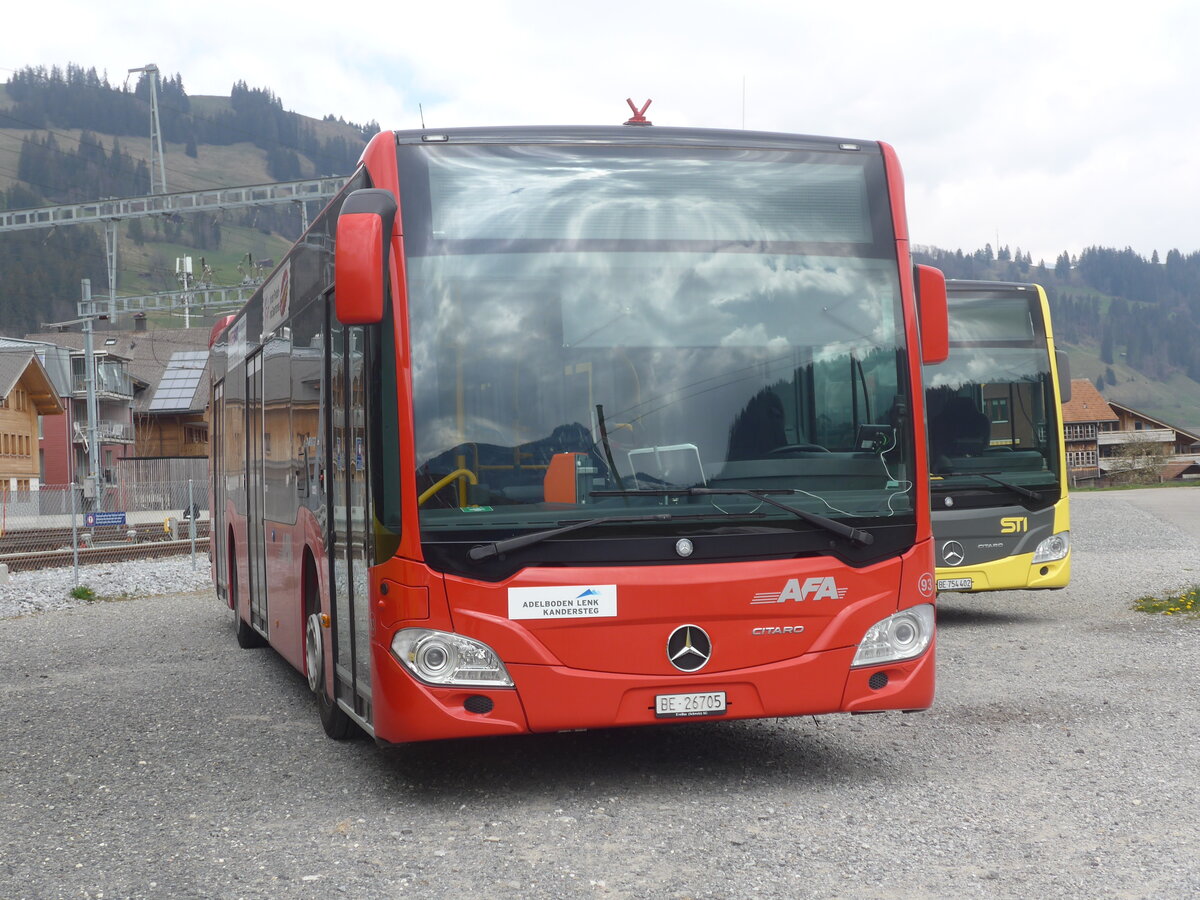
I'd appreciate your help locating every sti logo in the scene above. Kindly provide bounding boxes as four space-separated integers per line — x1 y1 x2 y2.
752 577 848 604
1000 516 1029 534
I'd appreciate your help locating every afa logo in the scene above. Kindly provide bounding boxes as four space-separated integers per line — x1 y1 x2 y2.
752 576 848 604
1000 516 1029 534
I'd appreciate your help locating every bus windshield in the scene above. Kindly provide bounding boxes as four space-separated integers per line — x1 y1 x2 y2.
398 142 913 544
925 288 1061 496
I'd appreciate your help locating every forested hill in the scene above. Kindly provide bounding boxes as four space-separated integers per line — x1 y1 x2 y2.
4 64 376 185
0 64 376 334
913 244 1200 432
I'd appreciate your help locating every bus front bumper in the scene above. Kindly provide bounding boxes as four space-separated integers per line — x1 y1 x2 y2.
936 552 1070 593
370 640 935 744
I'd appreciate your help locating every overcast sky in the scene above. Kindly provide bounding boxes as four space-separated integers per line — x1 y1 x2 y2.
5 1 1197 263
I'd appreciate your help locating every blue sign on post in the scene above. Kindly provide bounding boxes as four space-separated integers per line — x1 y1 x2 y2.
84 511 127 528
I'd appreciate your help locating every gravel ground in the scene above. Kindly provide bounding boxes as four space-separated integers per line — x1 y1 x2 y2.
0 555 214 619
1 489 1198 899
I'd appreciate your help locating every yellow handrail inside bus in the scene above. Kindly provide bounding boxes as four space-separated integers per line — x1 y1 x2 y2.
418 468 478 507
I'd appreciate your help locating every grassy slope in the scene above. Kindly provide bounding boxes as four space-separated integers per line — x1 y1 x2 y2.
0 89 363 192
118 223 293 292
104 221 293 332
1061 342 1200 435
1045 275 1200 433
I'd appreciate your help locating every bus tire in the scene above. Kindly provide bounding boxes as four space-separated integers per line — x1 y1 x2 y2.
304 559 355 740
235 615 265 649
234 619 262 648
306 611 354 740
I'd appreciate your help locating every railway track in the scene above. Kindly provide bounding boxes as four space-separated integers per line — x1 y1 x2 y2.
1 539 210 572
0 521 211 572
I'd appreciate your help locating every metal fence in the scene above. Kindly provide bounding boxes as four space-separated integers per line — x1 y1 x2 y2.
117 457 208 487
0 480 209 584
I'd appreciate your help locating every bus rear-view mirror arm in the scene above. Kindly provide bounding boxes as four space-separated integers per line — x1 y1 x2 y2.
335 188 398 325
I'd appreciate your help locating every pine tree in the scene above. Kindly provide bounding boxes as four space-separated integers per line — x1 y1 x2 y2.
1055 252 1071 279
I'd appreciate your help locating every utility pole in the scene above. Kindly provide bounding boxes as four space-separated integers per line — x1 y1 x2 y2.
128 63 167 194
80 279 102 509
176 256 193 328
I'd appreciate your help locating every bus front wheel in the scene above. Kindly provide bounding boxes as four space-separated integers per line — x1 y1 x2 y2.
305 610 355 740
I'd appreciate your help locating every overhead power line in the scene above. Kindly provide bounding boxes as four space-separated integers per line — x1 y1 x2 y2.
1 176 347 321
0 176 347 233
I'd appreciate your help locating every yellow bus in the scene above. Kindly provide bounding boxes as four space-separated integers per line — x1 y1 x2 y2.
925 281 1070 593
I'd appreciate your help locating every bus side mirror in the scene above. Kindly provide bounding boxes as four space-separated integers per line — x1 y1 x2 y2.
1056 351 1072 403
915 264 948 365
335 189 398 325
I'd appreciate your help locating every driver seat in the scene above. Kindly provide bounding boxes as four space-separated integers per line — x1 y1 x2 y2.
931 396 992 458
726 390 788 460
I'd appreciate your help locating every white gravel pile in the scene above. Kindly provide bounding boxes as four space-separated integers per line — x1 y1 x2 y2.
0 555 214 618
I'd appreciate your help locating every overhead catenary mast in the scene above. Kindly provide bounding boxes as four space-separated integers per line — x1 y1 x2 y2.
127 63 167 194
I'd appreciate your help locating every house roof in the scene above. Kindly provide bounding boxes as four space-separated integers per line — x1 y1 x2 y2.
0 349 64 415
1062 379 1118 425
1105 399 1200 447
24 326 211 414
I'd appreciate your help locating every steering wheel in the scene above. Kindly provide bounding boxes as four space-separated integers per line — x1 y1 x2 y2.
767 443 831 456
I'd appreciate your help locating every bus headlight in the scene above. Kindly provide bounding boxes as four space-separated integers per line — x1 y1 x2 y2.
851 604 934 668
391 629 514 688
1032 531 1070 564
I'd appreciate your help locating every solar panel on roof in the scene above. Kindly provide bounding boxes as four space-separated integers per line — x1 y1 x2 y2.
148 350 208 411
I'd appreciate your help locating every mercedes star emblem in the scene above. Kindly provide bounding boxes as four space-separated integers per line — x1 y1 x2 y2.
675 538 694 558
666 625 712 672
941 540 965 567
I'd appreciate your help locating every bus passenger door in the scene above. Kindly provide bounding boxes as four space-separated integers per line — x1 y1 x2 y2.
246 350 268 633
212 379 227 599
326 312 374 727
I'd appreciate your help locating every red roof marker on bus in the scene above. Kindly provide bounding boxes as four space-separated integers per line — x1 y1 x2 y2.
623 98 653 126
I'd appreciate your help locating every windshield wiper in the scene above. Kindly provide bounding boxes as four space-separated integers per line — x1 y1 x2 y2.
465 511 763 562
591 487 874 546
934 471 1042 502
977 472 1042 501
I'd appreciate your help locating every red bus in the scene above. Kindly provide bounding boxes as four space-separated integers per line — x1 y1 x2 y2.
210 122 949 743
